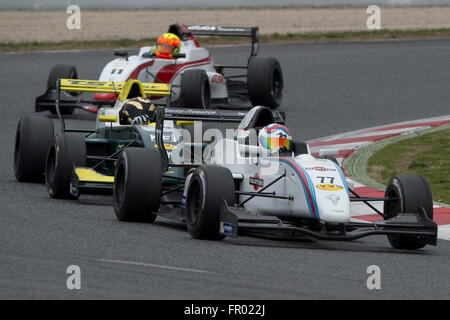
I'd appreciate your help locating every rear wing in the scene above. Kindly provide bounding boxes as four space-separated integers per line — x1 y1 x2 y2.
154 106 285 171
35 78 171 114
41 78 171 134
59 79 171 98
188 25 259 57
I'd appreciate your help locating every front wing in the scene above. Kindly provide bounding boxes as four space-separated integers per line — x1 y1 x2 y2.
219 200 437 245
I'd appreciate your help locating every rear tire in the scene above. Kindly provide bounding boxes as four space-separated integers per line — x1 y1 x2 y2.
14 115 54 182
181 69 211 109
113 147 162 222
45 133 86 199
47 64 79 115
247 57 283 109
185 165 235 240
384 174 433 250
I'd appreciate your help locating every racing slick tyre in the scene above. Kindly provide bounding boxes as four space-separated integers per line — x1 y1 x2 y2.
14 115 54 182
247 57 283 109
45 133 86 199
185 165 235 240
113 147 162 222
384 174 434 250
181 69 211 109
47 64 79 115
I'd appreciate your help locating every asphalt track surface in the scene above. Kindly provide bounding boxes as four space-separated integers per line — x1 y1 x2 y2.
0 39 449 299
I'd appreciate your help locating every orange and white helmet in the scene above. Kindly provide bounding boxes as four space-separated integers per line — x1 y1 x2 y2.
156 33 181 59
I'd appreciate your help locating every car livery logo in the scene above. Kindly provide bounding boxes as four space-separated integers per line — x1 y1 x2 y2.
220 222 233 235
316 184 344 191
305 166 336 172
326 194 340 206
249 173 264 191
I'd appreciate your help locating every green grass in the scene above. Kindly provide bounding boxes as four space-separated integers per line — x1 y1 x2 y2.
2 28 450 52
367 127 450 204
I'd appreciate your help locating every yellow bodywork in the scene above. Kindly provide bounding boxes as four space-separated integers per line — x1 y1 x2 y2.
175 120 195 126
75 167 114 184
60 79 171 101
98 115 118 122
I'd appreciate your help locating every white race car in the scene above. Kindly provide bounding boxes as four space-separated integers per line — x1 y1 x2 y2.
113 105 437 250
36 24 283 114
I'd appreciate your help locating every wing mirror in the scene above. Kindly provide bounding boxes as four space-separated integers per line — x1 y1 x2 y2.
319 148 339 157
172 53 186 59
114 51 129 61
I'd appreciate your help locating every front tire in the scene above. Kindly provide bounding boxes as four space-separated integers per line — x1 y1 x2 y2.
181 69 211 109
247 57 283 109
384 174 433 250
45 133 86 199
113 147 162 222
14 115 54 182
185 165 235 240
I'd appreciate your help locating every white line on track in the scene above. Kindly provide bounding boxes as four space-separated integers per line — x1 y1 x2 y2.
98 258 216 275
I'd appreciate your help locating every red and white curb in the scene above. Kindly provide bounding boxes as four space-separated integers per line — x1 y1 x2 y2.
308 115 450 241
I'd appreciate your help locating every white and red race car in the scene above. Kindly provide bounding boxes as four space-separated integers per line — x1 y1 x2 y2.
36 24 283 114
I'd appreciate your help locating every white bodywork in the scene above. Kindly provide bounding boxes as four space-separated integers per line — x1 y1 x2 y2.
182 121 352 224
97 39 228 102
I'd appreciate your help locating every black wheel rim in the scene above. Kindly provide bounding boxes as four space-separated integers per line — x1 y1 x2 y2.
46 145 57 186
187 180 202 225
201 84 209 109
114 164 125 208
14 127 21 175
384 188 401 219
272 69 282 101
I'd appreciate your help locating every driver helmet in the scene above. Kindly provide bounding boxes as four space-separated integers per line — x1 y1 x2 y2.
258 123 292 155
155 33 181 59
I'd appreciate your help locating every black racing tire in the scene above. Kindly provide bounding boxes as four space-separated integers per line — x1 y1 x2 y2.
113 147 162 222
47 64 79 114
185 165 235 240
181 69 211 109
14 115 54 182
384 174 434 250
45 133 86 199
247 57 283 109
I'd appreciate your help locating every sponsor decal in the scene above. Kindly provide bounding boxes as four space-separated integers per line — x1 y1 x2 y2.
188 25 247 32
316 184 344 191
249 173 264 191
305 166 336 172
70 183 78 197
326 194 340 206
220 222 233 235
211 74 225 84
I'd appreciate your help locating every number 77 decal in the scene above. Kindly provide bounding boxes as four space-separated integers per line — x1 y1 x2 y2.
317 176 334 184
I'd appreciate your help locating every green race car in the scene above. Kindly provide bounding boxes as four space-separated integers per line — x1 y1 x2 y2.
14 78 255 201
